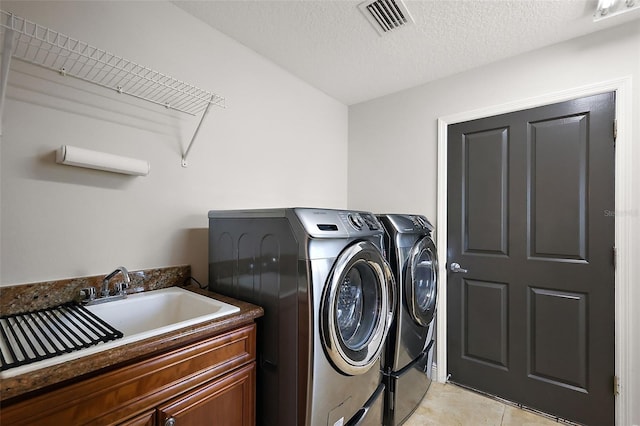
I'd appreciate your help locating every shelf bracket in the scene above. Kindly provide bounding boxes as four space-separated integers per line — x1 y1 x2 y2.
0 25 16 136
181 94 215 168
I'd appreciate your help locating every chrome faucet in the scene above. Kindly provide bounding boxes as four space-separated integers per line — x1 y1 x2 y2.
81 266 131 305
102 266 130 297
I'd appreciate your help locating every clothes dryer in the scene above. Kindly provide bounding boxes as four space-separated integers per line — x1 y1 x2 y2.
377 214 438 426
208 208 395 426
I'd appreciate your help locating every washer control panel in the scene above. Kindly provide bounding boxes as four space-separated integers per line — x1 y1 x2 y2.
343 212 382 231
294 208 383 238
342 211 381 232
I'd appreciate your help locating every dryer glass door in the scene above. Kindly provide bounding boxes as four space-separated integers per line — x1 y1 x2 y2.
406 236 438 327
321 241 394 376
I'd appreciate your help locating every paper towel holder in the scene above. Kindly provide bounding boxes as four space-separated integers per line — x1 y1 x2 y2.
56 145 150 176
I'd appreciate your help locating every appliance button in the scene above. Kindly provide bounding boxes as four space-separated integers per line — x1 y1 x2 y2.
361 213 380 230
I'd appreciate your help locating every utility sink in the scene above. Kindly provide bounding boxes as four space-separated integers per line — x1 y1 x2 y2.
86 287 240 338
0 287 239 379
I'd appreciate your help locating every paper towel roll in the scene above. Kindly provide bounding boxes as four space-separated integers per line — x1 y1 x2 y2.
56 145 150 176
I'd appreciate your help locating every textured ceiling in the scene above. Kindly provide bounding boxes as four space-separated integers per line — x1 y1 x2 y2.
173 0 640 105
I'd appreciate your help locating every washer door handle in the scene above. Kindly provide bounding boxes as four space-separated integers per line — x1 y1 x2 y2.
449 262 468 274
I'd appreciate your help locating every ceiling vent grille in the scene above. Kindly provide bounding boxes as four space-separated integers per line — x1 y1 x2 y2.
358 0 415 36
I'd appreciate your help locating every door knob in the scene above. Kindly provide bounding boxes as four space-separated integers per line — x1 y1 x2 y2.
449 262 468 273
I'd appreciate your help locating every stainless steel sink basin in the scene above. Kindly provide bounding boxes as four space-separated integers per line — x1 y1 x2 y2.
0 287 239 378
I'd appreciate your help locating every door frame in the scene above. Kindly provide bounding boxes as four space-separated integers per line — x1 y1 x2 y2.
435 77 634 425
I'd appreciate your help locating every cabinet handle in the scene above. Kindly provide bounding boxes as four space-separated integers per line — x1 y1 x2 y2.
165 417 176 426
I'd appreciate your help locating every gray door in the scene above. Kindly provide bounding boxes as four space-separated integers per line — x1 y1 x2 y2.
446 92 615 425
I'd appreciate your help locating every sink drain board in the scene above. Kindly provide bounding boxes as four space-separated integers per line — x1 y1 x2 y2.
0 302 123 371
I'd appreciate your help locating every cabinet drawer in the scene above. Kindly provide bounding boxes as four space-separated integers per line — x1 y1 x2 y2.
2 324 256 425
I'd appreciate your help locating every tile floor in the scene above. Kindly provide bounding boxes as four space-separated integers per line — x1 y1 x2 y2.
404 382 564 426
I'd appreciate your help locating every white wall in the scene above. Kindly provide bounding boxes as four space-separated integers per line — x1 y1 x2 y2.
0 1 348 286
349 21 640 425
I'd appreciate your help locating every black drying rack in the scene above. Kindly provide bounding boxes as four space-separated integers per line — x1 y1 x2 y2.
0 302 123 371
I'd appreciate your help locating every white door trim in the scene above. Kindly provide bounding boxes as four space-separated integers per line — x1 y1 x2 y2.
436 77 634 425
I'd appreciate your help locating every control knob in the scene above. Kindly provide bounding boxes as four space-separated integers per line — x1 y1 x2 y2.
348 213 364 230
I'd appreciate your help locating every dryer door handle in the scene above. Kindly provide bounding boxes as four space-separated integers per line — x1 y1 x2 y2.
449 262 468 274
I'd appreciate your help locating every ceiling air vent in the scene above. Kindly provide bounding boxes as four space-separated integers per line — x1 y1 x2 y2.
358 0 415 36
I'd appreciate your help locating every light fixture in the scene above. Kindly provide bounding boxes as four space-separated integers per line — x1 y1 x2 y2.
56 145 150 176
594 0 640 21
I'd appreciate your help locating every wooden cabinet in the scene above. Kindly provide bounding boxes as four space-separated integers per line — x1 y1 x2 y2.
1 324 256 426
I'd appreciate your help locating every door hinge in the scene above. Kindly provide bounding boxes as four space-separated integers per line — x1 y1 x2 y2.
614 375 620 396
613 119 617 144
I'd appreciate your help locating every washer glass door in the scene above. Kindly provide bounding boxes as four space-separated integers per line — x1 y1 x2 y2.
321 240 394 376
406 236 438 327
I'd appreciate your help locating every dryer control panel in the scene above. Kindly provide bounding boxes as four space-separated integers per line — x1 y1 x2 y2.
411 215 433 231
378 214 434 234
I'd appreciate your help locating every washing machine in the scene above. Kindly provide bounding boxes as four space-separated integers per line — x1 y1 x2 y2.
377 214 438 426
208 208 396 426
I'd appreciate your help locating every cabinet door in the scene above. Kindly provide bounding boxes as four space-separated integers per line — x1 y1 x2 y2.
158 362 255 426
119 410 155 426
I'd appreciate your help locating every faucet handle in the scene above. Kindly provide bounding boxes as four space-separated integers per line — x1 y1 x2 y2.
115 281 129 295
80 287 96 302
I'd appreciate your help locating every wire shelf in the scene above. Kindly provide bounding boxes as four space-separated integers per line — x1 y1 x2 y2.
0 9 225 115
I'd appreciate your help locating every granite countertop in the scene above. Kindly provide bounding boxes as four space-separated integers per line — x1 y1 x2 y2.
0 285 263 404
